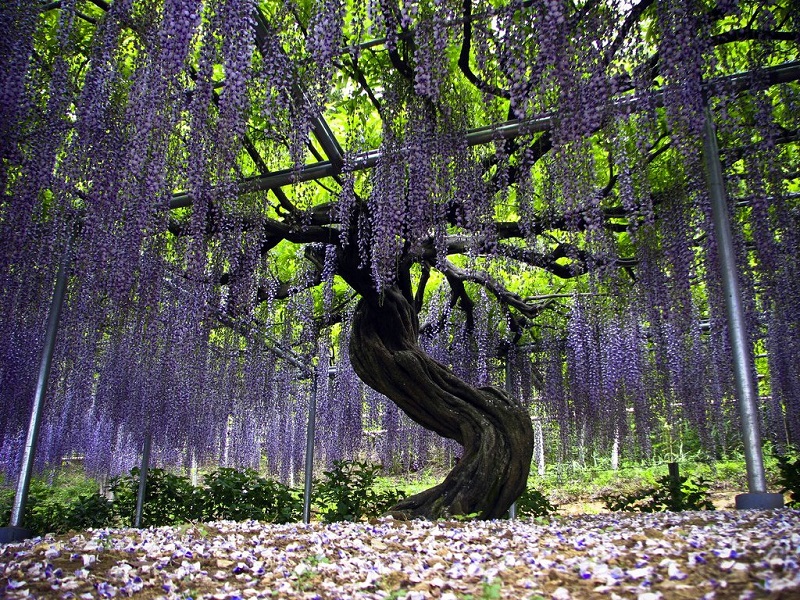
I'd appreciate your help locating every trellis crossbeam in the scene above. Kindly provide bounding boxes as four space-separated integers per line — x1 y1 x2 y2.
169 60 800 210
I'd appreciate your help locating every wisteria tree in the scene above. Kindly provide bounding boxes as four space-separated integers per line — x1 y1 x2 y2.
1 0 798 519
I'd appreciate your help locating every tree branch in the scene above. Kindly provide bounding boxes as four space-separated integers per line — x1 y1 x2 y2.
443 267 476 330
439 259 545 320
338 52 383 116
458 0 510 99
604 0 656 67
712 27 800 45
414 262 430 313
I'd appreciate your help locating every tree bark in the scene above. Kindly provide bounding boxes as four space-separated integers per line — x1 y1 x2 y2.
348 286 534 520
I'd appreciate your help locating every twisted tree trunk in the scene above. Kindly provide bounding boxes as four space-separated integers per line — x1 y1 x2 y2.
348 286 534 520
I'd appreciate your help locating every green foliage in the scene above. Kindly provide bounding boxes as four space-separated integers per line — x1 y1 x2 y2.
450 512 481 522
711 459 749 487
0 486 12 525
109 468 203 527
531 460 659 507
201 468 302 523
515 487 557 519
109 467 304 527
463 579 503 600
0 477 114 535
601 473 715 513
0 462 382 534
3 457 756 535
29 487 115 534
775 452 800 508
313 460 406 522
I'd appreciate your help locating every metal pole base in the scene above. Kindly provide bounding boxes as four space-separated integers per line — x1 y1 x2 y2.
735 493 784 510
508 502 517 520
0 527 32 544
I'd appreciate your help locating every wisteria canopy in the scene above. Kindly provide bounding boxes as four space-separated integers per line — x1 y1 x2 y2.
0 0 798 519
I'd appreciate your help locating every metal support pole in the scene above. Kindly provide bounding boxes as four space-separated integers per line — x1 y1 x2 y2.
668 462 681 500
505 357 517 520
134 433 152 528
302 373 318 524
703 110 782 510
1 244 70 542
535 420 546 477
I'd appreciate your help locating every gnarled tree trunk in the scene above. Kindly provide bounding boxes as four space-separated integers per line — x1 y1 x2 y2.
349 286 534 520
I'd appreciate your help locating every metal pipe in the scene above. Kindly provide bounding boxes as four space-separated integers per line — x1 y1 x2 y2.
10 241 71 528
534 420 546 476
703 109 767 494
302 373 319 524
168 61 800 209
134 433 152 528
505 357 517 520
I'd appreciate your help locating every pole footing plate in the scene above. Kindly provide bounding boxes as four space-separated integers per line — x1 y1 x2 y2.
735 492 784 510
0 527 32 544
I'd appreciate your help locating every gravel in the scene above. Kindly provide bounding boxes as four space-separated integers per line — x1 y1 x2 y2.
2 510 799 599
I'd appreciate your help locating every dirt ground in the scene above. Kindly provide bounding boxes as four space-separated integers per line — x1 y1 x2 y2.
2 508 799 599
559 491 743 515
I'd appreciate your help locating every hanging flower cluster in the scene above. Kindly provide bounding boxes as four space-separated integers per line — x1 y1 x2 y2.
657 0 708 161
535 288 739 466
0 0 328 480
1 0 798 486
306 0 344 94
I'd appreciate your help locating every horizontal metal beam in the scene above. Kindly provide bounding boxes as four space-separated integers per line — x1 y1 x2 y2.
252 8 344 168
168 116 550 208
170 60 800 210
230 114 551 205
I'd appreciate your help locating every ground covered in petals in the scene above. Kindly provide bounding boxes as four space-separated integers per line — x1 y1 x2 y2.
2 510 799 599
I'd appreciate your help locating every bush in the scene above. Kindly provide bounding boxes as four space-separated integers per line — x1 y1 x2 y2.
61 491 116 531
0 486 13 525
515 488 557 518
109 468 202 527
0 477 115 535
108 467 304 526
28 488 115 534
601 473 715 513
200 468 302 523
313 460 406 522
775 453 800 508
4 464 388 532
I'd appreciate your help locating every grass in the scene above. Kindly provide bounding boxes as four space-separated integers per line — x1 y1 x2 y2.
525 452 791 512
1 451 790 535
371 451 789 514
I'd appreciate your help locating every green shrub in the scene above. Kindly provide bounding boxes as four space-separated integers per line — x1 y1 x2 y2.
27 489 115 534
25 490 71 534
713 459 748 486
62 491 116 531
601 473 715 512
4 464 394 532
515 488 557 518
200 468 302 523
0 486 12 525
0 477 115 535
109 468 202 527
775 453 800 508
108 467 303 526
313 460 406 522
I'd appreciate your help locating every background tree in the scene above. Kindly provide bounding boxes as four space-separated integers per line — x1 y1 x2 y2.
0 0 798 519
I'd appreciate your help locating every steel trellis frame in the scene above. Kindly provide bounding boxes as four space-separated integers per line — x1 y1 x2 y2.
169 60 800 209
